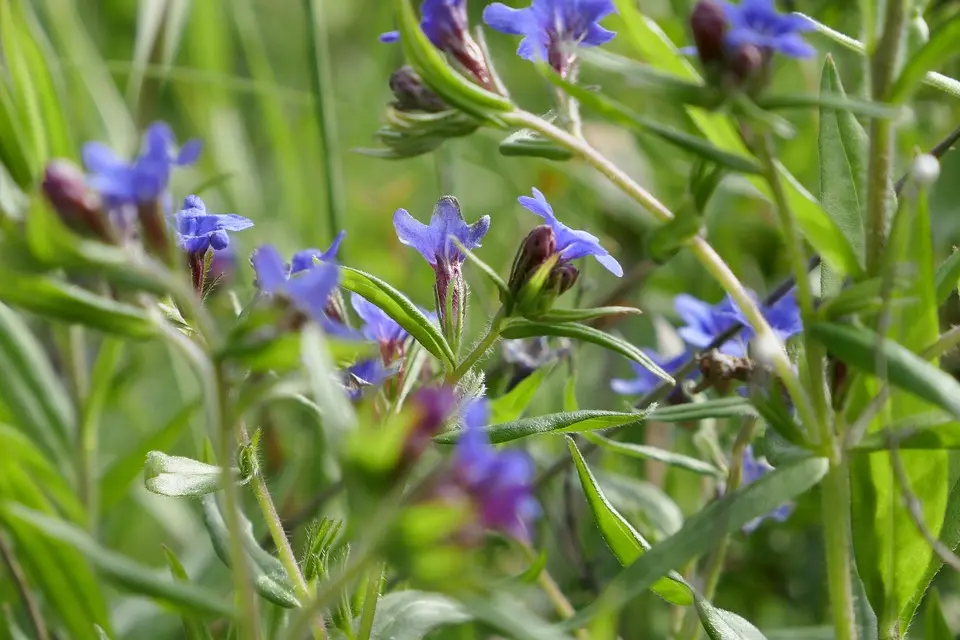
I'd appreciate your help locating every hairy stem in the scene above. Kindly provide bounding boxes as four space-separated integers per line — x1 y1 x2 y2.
821 454 857 640
865 0 908 274
356 563 384 640
453 309 505 380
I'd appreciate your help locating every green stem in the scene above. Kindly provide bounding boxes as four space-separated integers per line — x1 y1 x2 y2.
214 363 261 640
69 325 94 529
453 310 505 380
754 134 829 444
244 424 325 638
679 419 756 640
821 455 857 640
356 563 384 640
520 543 586 639
502 109 816 430
865 0 908 275
304 0 346 254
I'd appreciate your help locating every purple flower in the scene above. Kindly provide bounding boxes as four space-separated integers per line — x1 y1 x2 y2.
675 289 802 357
251 244 346 334
720 0 814 59
381 0 468 49
172 195 253 255
518 188 623 277
291 231 346 274
454 398 540 539
611 351 689 396
740 445 794 532
483 0 616 75
82 121 202 206
393 196 490 269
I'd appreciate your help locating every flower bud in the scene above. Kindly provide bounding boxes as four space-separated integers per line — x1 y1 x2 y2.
435 259 466 352
507 225 556 300
42 160 114 242
546 262 580 298
144 451 224 497
727 43 764 83
390 66 449 113
138 199 175 266
401 387 458 468
690 0 728 66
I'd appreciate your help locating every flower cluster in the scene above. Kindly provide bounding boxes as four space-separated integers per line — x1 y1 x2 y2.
612 291 801 396
689 0 813 87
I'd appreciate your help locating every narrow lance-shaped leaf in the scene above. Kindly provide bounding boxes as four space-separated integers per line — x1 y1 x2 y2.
647 397 757 423
161 546 216 640
583 432 723 477
568 437 694 606
695 597 769 640
434 409 648 444
340 267 455 370
501 318 673 384
934 249 960 304
564 456 828 628
889 14 960 104
491 367 549 424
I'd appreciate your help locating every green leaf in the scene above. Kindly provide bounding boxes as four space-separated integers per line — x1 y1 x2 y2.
98 400 200 511
199 495 300 609
533 306 643 324
804 13 960 100
367 591 471 640
0 302 74 465
0 425 85 524
161 546 216 640
143 452 225 497
647 397 756 423
816 279 888 320
491 367 548 424
568 437 694 605
0 271 157 338
934 249 960 304
6 505 235 619
889 13 960 104
817 56 867 296
501 319 673 384
647 211 704 263
500 128 574 161
810 323 960 420
923 589 954 640
754 91 904 120
696 597 768 640
565 456 828 627
583 433 723 477
435 409 647 444
610 0 862 278
341 267 455 370
394 0 512 120
461 593 573 640
579 49 720 107
542 67 763 175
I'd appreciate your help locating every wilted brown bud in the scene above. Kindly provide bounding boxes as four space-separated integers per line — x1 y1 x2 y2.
390 66 449 113
727 43 764 82
546 263 580 297
690 0 728 66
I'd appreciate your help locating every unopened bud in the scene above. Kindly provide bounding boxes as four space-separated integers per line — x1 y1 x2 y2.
42 160 113 241
727 44 764 83
912 154 940 186
546 263 580 297
435 261 466 351
690 0 728 66
507 225 557 299
402 387 458 468
390 66 449 113
144 451 224 497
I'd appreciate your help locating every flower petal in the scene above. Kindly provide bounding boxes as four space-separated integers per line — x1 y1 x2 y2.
581 23 616 46
214 213 255 232
321 230 347 262
291 249 322 274
82 142 125 174
394 208 438 264
286 262 340 322
594 252 624 277
379 30 400 43
177 139 203 165
482 3 529 35
251 245 289 294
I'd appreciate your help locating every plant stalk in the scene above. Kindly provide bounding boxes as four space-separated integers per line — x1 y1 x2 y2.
453 309 505 380
821 454 857 640
356 563 384 640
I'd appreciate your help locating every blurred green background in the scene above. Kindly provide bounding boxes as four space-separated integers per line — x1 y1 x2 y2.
3 0 960 637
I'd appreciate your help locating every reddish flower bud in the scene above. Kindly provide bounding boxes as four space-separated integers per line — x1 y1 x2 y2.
42 160 113 242
727 43 764 83
389 66 449 113
690 0 728 66
507 225 557 298
546 263 580 297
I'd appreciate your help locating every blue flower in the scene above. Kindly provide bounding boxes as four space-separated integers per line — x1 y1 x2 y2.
611 351 689 396
82 121 202 206
380 0 468 48
393 196 490 269
454 398 540 539
675 289 802 357
740 445 794 532
720 0 814 59
483 0 616 74
351 293 408 345
345 359 396 399
251 244 346 334
291 231 346 274
171 195 253 255
518 188 623 277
